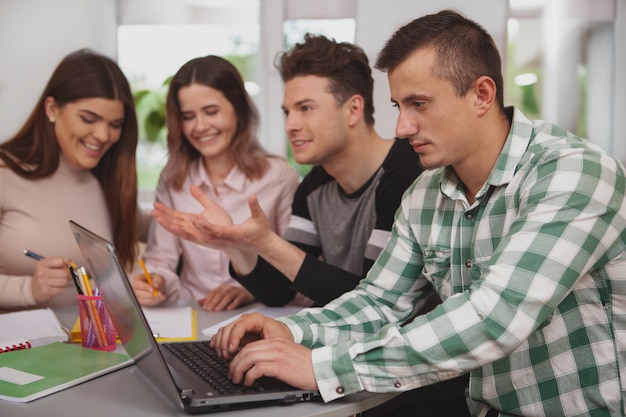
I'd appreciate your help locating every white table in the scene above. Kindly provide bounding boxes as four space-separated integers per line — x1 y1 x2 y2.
0 303 398 417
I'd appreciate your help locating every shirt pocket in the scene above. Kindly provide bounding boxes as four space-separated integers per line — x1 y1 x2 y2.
422 247 452 292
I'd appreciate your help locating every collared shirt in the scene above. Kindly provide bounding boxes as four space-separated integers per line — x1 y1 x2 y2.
279 108 626 416
140 157 299 301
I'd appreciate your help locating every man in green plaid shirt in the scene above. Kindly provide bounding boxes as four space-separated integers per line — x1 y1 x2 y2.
160 10 626 417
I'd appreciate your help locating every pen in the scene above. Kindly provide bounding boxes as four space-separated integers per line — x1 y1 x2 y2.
138 257 159 298
25 250 83 295
68 264 84 295
23 249 44 261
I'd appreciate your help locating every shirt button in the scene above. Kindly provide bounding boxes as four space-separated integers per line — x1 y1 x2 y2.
336 386 345 394
465 212 474 220
465 259 472 268
394 381 402 388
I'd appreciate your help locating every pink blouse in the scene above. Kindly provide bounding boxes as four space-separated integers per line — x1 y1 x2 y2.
139 157 299 302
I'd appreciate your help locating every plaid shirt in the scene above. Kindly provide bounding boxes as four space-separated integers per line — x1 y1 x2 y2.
279 108 626 416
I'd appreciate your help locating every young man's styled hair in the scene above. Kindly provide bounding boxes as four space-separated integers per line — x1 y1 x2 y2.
375 9 505 111
275 34 376 126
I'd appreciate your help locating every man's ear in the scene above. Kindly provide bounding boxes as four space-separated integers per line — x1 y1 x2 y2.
473 76 497 116
345 94 365 127
44 96 59 123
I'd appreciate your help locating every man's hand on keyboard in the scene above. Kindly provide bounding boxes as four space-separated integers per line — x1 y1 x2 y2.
228 337 318 391
209 312 293 360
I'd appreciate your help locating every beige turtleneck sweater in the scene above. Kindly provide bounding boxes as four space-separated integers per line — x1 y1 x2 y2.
0 155 113 310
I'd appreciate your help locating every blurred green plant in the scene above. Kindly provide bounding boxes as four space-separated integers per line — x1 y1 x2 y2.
286 145 312 178
133 76 172 144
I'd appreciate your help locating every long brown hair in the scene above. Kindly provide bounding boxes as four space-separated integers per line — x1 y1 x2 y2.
0 49 139 269
164 55 270 190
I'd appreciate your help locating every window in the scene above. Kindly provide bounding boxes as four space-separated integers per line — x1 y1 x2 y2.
283 18 355 47
117 23 259 193
117 2 355 197
506 0 615 152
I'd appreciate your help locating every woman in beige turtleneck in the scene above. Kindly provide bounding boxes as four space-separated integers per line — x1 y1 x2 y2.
0 49 142 311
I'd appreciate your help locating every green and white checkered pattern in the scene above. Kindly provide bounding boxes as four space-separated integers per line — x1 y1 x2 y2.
279 108 626 416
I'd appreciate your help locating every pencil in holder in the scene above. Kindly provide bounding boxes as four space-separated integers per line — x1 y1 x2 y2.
77 294 116 351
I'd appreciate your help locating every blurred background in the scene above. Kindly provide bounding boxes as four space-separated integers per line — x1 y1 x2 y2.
1 0 623 206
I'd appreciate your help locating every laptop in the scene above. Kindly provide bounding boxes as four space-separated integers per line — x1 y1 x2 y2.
69 220 321 414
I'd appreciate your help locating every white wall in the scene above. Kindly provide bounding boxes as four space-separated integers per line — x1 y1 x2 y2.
538 0 624 163
1 0 624 165
257 0 286 157
586 22 613 153
0 0 117 141
613 0 626 163
0 0 508 148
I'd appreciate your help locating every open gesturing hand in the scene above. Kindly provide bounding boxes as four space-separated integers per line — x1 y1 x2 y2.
151 184 274 254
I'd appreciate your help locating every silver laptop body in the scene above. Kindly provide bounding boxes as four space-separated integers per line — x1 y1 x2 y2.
69 220 320 414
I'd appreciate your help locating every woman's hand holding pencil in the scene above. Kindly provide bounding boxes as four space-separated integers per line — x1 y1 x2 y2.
131 258 165 306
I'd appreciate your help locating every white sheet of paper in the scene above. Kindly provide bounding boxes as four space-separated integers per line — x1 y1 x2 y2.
0 367 44 385
142 306 193 338
201 305 304 336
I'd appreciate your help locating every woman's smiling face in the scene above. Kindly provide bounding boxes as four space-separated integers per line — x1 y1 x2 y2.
45 96 125 170
178 83 237 164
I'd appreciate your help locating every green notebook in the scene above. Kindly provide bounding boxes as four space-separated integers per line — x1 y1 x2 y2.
0 342 133 402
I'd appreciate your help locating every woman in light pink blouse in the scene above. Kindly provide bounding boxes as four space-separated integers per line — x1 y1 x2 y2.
131 56 299 312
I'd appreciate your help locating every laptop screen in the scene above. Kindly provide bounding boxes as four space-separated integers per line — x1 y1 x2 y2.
69 220 185 410
70 220 321 414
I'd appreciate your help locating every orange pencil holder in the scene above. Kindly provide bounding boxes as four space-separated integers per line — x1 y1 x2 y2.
77 294 116 351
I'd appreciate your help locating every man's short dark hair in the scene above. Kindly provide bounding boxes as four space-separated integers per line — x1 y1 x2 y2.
375 9 504 110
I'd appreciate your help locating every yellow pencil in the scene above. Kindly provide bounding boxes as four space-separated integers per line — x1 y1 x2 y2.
80 267 94 296
138 257 158 297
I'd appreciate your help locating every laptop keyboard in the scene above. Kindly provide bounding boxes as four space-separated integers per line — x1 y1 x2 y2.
162 341 294 395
